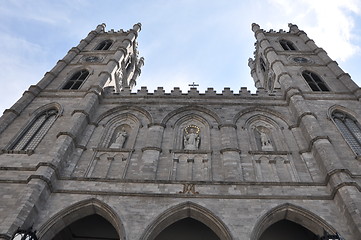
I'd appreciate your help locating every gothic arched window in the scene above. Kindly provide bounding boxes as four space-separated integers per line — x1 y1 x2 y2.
10 109 59 151
280 39 296 51
302 70 329 92
95 40 113 50
332 111 361 155
260 57 266 72
63 69 89 90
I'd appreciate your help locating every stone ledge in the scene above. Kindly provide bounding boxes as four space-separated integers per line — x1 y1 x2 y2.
53 179 333 200
93 147 134 153
170 149 212 154
248 150 290 155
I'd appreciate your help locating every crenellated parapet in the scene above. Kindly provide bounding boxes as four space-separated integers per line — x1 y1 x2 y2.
102 86 285 98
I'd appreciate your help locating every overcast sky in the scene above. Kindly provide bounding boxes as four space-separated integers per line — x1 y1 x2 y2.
1 0 361 115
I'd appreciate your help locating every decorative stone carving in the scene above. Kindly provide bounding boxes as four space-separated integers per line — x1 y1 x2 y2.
267 69 276 91
256 127 274 151
179 183 199 194
183 125 200 150
110 127 128 149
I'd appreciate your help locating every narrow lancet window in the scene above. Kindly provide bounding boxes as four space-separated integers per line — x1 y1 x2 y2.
280 39 296 51
10 109 58 151
95 40 113 50
332 111 361 155
260 57 266 72
63 69 89 90
302 70 329 92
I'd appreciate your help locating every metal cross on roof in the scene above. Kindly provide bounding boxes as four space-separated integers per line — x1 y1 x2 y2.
188 82 199 88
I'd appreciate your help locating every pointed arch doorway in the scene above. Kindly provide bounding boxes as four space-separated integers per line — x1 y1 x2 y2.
53 214 119 240
154 217 220 240
251 203 338 240
140 202 232 240
259 219 317 240
52 214 119 240
38 199 125 240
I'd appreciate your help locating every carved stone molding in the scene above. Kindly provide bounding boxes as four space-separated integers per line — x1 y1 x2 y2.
220 148 241 154
170 149 212 154
93 147 134 153
249 150 290 155
179 183 199 194
141 146 162 152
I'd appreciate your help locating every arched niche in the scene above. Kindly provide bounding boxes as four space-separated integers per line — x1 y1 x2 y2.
37 198 126 240
96 105 153 125
233 107 291 127
98 112 144 149
250 203 337 240
161 106 220 151
161 106 221 126
140 201 233 240
243 114 288 152
173 114 211 151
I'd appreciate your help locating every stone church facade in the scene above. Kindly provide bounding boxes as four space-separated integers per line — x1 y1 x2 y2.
0 23 360 240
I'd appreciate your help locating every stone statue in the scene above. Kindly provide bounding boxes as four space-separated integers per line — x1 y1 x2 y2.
184 126 200 150
110 127 128 149
257 128 273 151
267 69 276 91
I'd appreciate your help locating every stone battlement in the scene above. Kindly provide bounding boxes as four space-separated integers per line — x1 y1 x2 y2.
103 86 280 97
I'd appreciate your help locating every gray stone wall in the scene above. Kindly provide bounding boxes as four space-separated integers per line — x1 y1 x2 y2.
0 23 360 240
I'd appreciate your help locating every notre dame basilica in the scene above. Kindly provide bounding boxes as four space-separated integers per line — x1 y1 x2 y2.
0 22 360 240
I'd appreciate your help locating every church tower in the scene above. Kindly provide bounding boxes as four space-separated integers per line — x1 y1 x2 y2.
0 23 360 240
249 23 360 95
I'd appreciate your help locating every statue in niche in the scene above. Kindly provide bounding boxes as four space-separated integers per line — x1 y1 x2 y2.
183 125 200 150
256 127 273 151
267 69 275 92
110 127 128 149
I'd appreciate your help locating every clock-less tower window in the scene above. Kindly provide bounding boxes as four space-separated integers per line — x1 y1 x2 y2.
63 69 89 90
280 39 296 51
95 40 113 50
302 70 329 92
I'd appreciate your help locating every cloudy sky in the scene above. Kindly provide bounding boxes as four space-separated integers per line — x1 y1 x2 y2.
0 0 361 115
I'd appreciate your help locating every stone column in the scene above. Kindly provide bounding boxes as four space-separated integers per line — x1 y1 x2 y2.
219 124 242 181
140 123 165 180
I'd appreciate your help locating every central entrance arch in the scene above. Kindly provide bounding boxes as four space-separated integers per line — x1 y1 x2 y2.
154 217 220 240
140 201 233 240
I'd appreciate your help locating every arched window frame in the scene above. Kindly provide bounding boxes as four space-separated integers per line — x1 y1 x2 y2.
279 39 296 51
332 110 361 156
62 69 89 90
260 57 267 72
95 40 113 50
302 70 329 92
8 108 59 153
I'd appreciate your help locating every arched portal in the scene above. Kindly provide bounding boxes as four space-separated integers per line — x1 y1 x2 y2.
154 217 220 240
251 203 337 240
259 219 317 240
140 201 232 240
52 214 119 240
38 198 125 240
